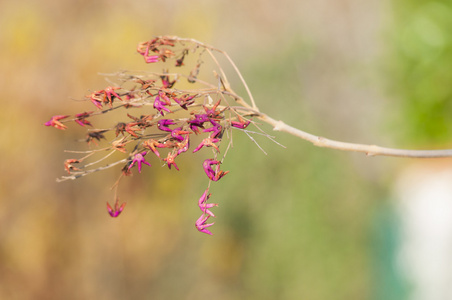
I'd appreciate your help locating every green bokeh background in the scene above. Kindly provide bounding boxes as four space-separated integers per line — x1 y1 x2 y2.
0 0 451 299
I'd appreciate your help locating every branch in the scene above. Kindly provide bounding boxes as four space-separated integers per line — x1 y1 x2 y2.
164 36 452 159
257 113 452 158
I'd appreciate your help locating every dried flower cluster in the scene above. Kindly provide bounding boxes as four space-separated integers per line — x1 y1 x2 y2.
44 36 266 235
46 36 448 235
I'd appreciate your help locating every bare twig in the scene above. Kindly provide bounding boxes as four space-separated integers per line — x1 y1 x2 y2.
258 112 452 158
57 158 129 182
170 36 257 110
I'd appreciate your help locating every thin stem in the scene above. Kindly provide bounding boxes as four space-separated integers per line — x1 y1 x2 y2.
57 158 129 182
221 51 257 111
258 112 452 158
169 36 257 110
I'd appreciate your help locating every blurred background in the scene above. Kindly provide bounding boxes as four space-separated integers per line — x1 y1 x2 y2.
1 0 452 299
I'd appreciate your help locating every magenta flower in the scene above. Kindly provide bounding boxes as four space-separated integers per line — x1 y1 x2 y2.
143 139 166 159
195 214 214 235
193 138 220 153
107 199 126 218
203 159 229 181
203 159 217 179
158 90 172 105
203 119 222 138
176 135 190 156
198 189 218 217
188 114 209 133
145 55 159 63
157 119 175 132
171 127 190 142
74 112 93 127
161 75 176 89
203 99 223 118
173 94 195 110
44 115 70 130
138 41 160 63
103 86 122 107
128 151 152 173
88 91 104 109
231 115 251 129
164 152 179 171
87 87 121 108
153 96 172 115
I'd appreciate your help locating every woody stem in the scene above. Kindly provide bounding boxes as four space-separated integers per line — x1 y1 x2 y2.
256 112 452 158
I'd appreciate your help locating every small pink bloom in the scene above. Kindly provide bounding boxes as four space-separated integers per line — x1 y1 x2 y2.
188 114 209 133
107 199 126 218
203 119 222 138
203 159 229 181
231 115 251 129
158 91 172 105
74 112 93 127
157 119 175 132
88 91 104 109
164 152 179 171
195 214 215 235
203 99 223 118
138 40 160 63
145 55 159 63
161 75 176 89
128 151 152 173
176 136 190 156
198 189 218 217
44 115 69 130
171 127 190 142
153 96 172 115
144 139 163 158
173 94 195 110
103 86 122 106
193 138 220 153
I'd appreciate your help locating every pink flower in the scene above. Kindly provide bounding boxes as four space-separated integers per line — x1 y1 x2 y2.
44 115 69 130
145 55 159 63
107 199 126 218
144 139 165 159
173 94 195 110
74 112 93 127
161 75 176 89
188 114 209 133
203 119 222 138
103 87 122 106
231 115 251 129
203 159 229 181
153 96 172 115
193 138 220 153
87 91 104 109
128 151 152 173
171 127 190 142
203 99 223 118
195 214 214 235
198 189 218 217
137 40 160 63
164 152 179 171
157 119 175 132
176 135 190 156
